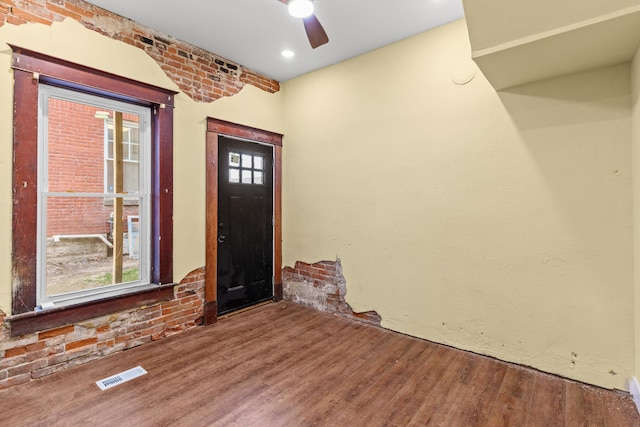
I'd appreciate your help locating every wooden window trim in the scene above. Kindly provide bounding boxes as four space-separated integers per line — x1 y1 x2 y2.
8 46 176 334
205 118 283 324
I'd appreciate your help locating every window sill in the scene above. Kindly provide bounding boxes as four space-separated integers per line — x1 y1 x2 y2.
6 283 175 337
104 199 140 206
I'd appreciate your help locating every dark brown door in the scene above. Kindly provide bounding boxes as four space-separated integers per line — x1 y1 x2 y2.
217 136 273 314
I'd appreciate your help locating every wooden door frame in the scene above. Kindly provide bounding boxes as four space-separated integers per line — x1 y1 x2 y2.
205 118 283 325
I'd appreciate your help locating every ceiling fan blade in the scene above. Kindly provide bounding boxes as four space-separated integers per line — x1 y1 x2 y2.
303 14 329 48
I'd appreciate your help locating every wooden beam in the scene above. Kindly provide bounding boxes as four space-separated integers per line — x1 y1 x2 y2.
274 144 283 300
204 130 219 324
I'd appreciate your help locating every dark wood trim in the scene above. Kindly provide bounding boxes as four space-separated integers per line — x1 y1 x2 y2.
205 118 283 319
205 131 219 325
10 45 177 107
203 301 218 325
274 145 283 286
7 285 175 337
10 47 175 320
207 118 283 146
274 283 283 301
152 105 174 285
12 69 39 315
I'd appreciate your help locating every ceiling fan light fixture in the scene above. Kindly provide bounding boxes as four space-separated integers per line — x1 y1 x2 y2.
288 0 314 18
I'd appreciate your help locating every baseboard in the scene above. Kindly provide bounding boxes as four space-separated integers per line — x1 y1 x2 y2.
628 377 640 415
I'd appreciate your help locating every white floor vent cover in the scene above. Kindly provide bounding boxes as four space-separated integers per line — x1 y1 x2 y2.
96 366 147 391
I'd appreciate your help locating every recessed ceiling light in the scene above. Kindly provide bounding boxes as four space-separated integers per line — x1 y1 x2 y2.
288 0 314 18
281 50 295 58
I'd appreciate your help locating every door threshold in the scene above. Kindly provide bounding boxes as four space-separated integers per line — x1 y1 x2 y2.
218 300 274 319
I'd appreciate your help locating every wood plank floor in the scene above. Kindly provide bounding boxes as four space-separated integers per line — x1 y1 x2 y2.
1 302 639 426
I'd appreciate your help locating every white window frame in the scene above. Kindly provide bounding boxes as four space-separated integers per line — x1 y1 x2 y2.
36 84 153 308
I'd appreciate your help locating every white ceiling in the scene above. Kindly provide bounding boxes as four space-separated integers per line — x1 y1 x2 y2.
84 0 465 82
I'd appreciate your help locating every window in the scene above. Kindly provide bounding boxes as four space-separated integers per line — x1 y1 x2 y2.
38 86 151 307
11 46 175 327
105 117 140 194
228 151 265 185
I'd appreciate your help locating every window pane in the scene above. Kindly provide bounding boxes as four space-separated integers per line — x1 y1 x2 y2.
107 139 113 159
229 168 240 183
229 152 240 167
130 141 139 161
254 156 264 170
242 154 252 168
107 128 114 155
254 171 263 185
241 169 252 184
47 98 107 193
124 162 139 194
105 118 140 194
45 196 142 297
106 158 139 194
129 123 139 144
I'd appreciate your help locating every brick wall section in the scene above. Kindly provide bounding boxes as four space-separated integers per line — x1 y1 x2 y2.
283 260 382 326
0 267 205 390
0 0 280 102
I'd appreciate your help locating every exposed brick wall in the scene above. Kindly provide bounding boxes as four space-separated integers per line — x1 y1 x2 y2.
0 0 280 102
0 267 205 390
283 260 382 326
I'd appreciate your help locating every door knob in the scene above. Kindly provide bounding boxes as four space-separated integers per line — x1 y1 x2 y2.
218 234 226 243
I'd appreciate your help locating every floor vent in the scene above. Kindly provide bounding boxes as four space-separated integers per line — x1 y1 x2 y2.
96 366 147 391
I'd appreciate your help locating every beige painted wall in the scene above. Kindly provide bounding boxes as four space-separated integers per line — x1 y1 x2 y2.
0 19 283 315
463 0 640 51
633 46 640 380
282 19 633 389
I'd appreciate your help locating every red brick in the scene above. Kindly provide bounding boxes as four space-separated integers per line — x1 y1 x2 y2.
97 339 115 350
124 335 152 349
95 324 110 334
4 347 27 358
58 347 93 364
178 295 200 304
38 325 74 340
0 354 26 370
12 8 52 25
45 2 80 21
26 349 50 362
26 341 46 352
31 363 68 379
65 3 95 19
161 300 180 309
114 332 134 344
65 337 98 351
161 306 178 316
6 14 27 25
8 360 47 377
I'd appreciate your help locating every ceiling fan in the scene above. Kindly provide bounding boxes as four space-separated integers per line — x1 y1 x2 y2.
280 0 329 49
